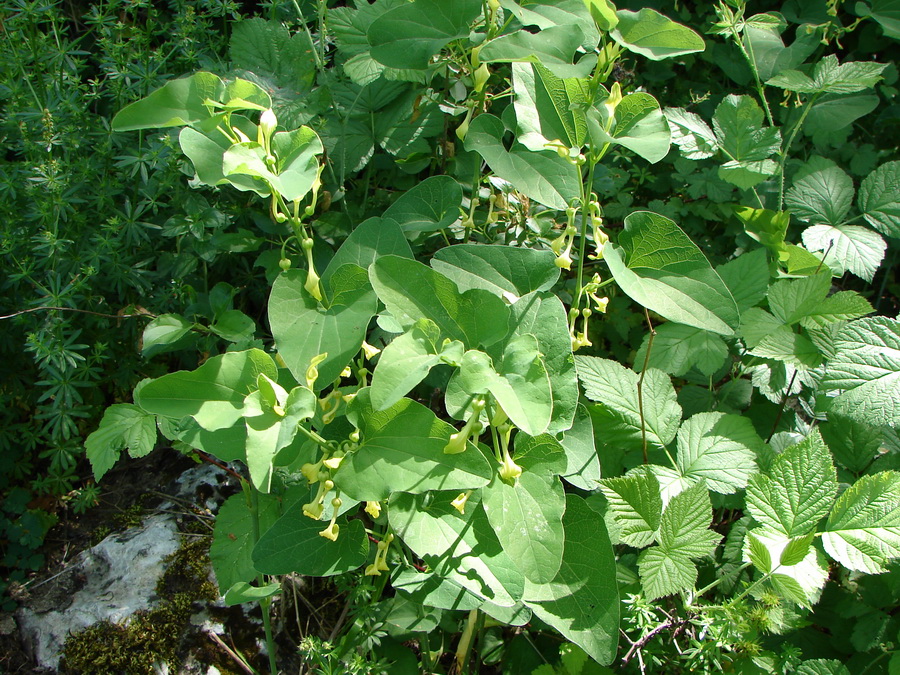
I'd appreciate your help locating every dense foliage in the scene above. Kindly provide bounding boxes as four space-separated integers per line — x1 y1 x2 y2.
3 0 900 672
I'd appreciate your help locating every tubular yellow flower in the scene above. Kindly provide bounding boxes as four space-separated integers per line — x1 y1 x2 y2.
365 501 382 519
451 491 472 514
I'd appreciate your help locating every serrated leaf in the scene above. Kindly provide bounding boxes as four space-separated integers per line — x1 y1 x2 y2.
675 412 762 494
85 404 157 481
600 468 663 548
743 528 829 606
229 18 317 92
746 530 773 572
809 55 887 94
664 107 718 159
802 223 886 283
576 356 682 451
610 8 705 60
712 95 781 189
785 157 854 227
799 291 873 329
768 272 831 326
859 161 900 238
658 482 722 558
780 532 815 566
523 495 618 665
820 414 883 474
820 317 900 427
634 323 728 378
637 547 696 600
716 248 770 313
334 390 492 501
822 471 900 573
603 211 740 335
745 430 837 537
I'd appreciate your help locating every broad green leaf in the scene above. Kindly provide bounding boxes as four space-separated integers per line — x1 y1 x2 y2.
822 471 900 573
135 349 277 431
859 161 900 238
482 439 567 582
799 291 873 329
603 211 740 335
743 528 829 606
512 62 593 152
610 8 705 60
801 224 886 283
370 255 510 348
716 248 770 313
85 404 157 481
392 569 481 612
732 207 790 261
675 412 762 494
795 661 851 675
367 0 482 69
664 107 718 160
582 0 618 30
431 244 560 302
370 323 443 411
209 310 255 343
464 114 581 210
382 176 462 235
808 55 887 94
745 430 837 537
479 25 596 79
141 314 195 358
252 500 369 576
269 268 377 390
219 78 272 112
820 414 883 474
740 307 784 349
820 317 900 427
742 14 818 82
768 272 831 326
500 0 602 46
634 323 728 378
523 495 618 665
506 292 578 435
112 72 224 131
785 157 855 227
390 491 525 607
223 582 281 606
333 390 492 501
637 547 695 601
159 417 247 463
321 216 413 294
577 356 681 451
178 117 270 195
588 92 671 163
268 126 323 201
870 0 900 38
229 17 317 92
806 93 879 135
559 404 602 490
780 532 816 567
712 95 781 189
210 492 282 592
658 483 722 559
749 324 823 369
599 467 663 548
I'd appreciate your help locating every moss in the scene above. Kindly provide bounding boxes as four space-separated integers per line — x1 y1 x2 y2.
61 534 217 674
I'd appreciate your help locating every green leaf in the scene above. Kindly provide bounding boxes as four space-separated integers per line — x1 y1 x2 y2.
820 317 900 427
785 157 855 227
431 244 560 302
382 176 462 235
223 582 281 607
559 403 602 490
664 107 718 160
742 14 818 82
370 255 510 348
637 547 696 601
870 0 900 38
500 0 603 46
675 412 762 494
746 430 837 537
210 492 282 592
523 495 618 666
796 660 851 675
464 114 581 210
809 55 887 94
135 349 278 431
716 248 770 313
712 95 781 189
482 442 567 583
252 500 369 576
321 216 413 294
859 161 900 238
801 224 886 283
577 356 681 451
732 207 790 261
390 491 525 607
610 8 705 60
600 467 663 548
658 483 722 559
112 72 224 131
780 533 815 567
603 211 740 335
799 291 873 329
634 323 728 378
141 314 195 358
269 268 377 391
229 18 317 91
85 404 157 481
479 25 596 79
512 62 592 152
333 390 493 501
822 471 900 573
743 528 829 606
582 0 618 30
209 310 255 343
588 92 671 163
370 323 443 411
820 414 883 474
768 272 831 325
806 93 879 135
367 0 482 69
159 417 247 464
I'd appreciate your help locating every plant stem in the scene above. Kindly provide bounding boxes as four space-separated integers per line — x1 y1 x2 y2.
456 609 480 674
777 92 821 210
249 485 279 675
637 308 656 464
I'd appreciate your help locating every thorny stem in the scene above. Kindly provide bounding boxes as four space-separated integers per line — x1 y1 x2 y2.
637 308 657 464
777 91 822 210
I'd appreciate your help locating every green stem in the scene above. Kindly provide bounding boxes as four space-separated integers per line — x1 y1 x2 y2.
732 26 774 127
694 562 752 598
777 92 822 210
249 486 279 675
295 423 333 450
